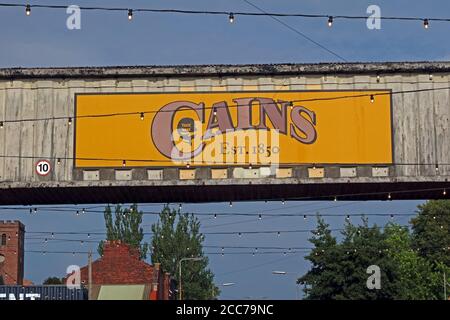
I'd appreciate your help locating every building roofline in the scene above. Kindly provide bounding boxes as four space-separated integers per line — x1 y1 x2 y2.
1 61 450 80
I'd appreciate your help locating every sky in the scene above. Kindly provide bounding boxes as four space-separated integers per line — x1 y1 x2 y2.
0 0 448 299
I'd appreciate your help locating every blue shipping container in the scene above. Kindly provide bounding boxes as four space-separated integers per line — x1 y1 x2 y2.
0 285 88 300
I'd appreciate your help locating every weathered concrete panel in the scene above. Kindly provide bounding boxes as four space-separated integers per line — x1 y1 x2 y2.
0 62 448 204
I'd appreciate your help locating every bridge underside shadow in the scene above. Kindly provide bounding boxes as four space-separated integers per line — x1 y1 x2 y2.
0 181 448 205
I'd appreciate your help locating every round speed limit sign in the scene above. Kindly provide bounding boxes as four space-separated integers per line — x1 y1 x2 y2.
35 160 52 176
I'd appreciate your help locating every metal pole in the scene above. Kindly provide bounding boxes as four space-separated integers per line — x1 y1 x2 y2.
179 260 183 300
445 271 447 301
88 250 92 301
178 257 201 300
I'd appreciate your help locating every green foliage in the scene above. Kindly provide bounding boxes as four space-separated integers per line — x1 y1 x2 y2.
150 205 218 300
299 216 394 300
43 277 64 285
299 201 450 300
98 204 149 260
383 223 441 299
411 200 450 267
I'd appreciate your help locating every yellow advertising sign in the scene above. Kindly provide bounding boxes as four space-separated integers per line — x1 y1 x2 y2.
74 91 392 168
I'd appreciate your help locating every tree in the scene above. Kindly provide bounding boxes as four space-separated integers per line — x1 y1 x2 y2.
150 205 218 300
43 277 63 285
98 204 149 259
299 214 446 300
298 215 341 299
383 223 441 299
335 218 393 300
411 200 450 267
299 216 394 299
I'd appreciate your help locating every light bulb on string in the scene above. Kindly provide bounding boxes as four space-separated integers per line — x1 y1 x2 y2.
388 193 392 200
303 215 307 221
214 213 217 219
370 95 375 103
443 189 447 196
57 158 61 165
229 13 234 23
229 201 233 207
68 117 72 125
423 19 429 29
258 214 262 220
128 9 133 21
26 4 31 16
122 160 126 167
327 16 333 27
376 74 381 83
140 112 145 120
0 121 3 129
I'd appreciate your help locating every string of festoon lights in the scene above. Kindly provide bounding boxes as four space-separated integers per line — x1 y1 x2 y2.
0 154 448 171
6 207 450 218
1 86 450 127
1 2 450 28
19 215 450 242
4 242 448 257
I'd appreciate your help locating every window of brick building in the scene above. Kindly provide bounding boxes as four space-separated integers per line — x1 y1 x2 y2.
1 234 6 246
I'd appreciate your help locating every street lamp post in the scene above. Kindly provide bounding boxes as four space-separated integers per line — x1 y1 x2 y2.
178 257 202 300
272 271 301 300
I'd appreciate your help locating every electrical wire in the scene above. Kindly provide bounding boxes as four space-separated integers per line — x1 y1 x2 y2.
241 0 347 62
1 3 449 23
0 154 449 167
2 205 447 217
0 85 449 125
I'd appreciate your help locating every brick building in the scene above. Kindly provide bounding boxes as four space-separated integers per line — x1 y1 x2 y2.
0 221 25 285
77 240 174 300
